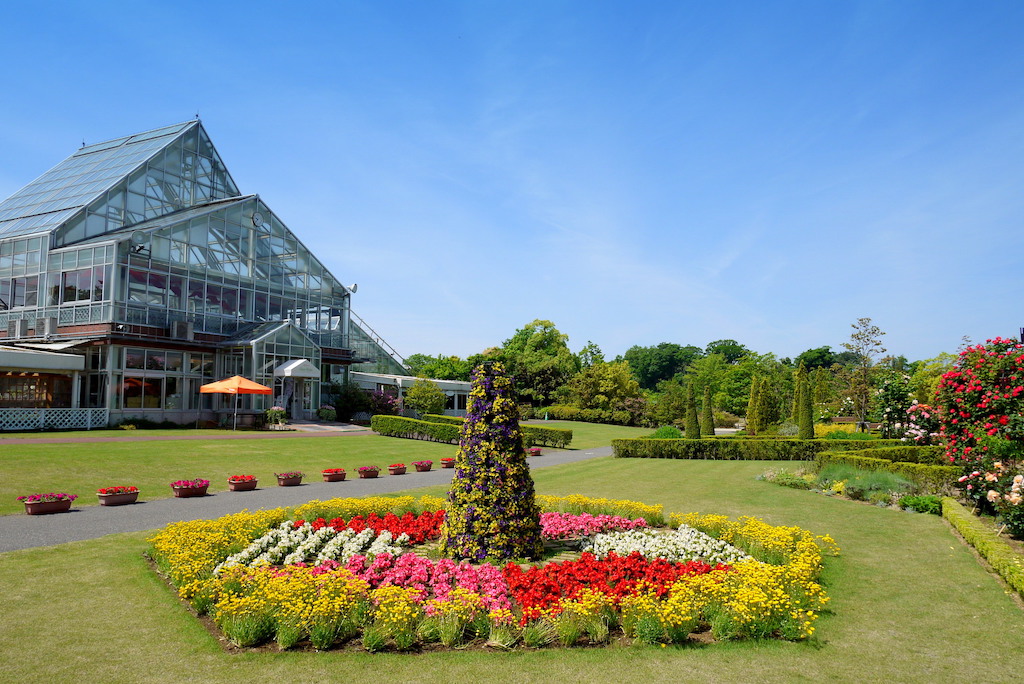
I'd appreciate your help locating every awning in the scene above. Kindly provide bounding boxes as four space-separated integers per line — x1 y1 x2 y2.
0 346 85 372
273 359 320 378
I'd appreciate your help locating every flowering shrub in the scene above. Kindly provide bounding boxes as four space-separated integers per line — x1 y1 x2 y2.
539 512 648 540
97 486 138 495
266 406 287 424
316 404 337 421
18 492 78 503
369 389 400 416
902 402 941 445
322 468 345 474
227 475 256 483
171 479 209 488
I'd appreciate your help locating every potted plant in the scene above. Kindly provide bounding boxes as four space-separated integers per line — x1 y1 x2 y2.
440 458 456 469
358 465 380 479
276 471 304 486
528 447 542 457
322 468 347 482
18 492 77 515
227 475 258 492
388 463 407 475
265 405 287 430
97 486 139 506
171 478 210 498
413 460 433 472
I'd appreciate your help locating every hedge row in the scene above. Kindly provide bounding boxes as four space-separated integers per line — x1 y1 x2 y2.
824 445 947 465
942 497 1024 597
611 438 907 461
814 452 958 491
371 415 458 443
536 404 643 427
374 415 573 449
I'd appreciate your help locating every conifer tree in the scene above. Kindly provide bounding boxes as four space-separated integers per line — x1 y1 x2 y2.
746 376 761 435
439 362 543 562
798 372 815 439
685 381 701 438
700 385 715 436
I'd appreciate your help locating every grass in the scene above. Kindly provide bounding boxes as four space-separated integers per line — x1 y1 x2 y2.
1 421 649 515
2 456 1022 681
2 429 1023 682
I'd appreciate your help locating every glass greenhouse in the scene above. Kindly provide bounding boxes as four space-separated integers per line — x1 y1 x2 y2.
0 121 407 429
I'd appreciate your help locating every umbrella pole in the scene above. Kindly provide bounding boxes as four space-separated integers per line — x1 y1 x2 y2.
233 393 238 431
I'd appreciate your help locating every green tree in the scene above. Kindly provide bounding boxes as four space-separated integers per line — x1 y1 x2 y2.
440 362 543 562
841 317 887 430
419 355 472 381
797 365 814 439
909 352 957 403
403 353 436 376
329 381 370 422
622 342 703 390
501 319 578 405
876 370 912 438
562 361 643 411
650 377 687 426
700 385 715 436
746 376 762 434
795 346 836 370
705 339 750 364
404 378 446 416
684 381 701 438
576 341 605 370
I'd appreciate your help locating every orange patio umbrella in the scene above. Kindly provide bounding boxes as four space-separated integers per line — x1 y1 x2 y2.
200 375 273 430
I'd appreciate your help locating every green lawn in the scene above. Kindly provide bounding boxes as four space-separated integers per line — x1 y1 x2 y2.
1 452 1021 682
1 421 650 515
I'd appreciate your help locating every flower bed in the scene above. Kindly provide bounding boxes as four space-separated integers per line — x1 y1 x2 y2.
147 494 837 650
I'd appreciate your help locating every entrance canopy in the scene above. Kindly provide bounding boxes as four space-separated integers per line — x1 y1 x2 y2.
199 375 273 395
273 359 320 379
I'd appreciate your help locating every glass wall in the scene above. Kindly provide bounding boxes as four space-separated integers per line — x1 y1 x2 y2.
113 346 214 410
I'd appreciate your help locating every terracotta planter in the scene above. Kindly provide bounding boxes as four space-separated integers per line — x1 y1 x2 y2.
23 499 73 515
359 470 379 479
172 485 209 498
388 466 407 476
529 448 542 457
228 480 258 491
277 476 303 487
414 463 432 472
440 460 455 469
98 491 139 506
322 472 347 482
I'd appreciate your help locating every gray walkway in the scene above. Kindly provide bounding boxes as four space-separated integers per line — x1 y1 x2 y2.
0 446 612 553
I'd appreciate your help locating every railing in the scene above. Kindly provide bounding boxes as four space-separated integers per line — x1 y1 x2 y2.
350 310 406 369
0 408 109 431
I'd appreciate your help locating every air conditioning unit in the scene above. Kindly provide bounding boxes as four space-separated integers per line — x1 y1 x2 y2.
37 317 58 336
171 320 194 341
7 319 29 338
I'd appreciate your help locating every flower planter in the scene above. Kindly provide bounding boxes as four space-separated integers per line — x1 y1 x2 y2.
322 472 347 482
529 448 542 457
414 463 432 473
277 476 303 487
172 485 209 498
228 480 258 492
389 466 407 476
98 491 139 506
359 470 379 479
440 460 455 469
23 499 73 515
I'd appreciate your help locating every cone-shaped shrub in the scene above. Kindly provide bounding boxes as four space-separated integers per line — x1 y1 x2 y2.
797 364 814 440
439 361 543 562
701 385 716 436
685 381 701 438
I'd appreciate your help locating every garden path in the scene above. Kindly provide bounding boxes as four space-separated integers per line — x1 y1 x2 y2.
0 446 612 553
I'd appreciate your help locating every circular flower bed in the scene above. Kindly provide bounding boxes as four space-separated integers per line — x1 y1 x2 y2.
147 494 837 651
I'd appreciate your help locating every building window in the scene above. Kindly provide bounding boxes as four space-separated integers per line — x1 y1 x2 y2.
0 276 38 309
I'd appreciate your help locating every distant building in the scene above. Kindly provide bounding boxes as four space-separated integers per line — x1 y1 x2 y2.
349 371 471 417
0 121 406 429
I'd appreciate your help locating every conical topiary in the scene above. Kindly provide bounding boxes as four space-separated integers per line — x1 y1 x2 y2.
701 385 715 436
685 381 701 438
439 361 543 562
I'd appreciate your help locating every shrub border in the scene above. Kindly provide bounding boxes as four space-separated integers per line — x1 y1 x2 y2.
942 497 1024 597
814 452 958 491
372 414 572 448
611 438 905 461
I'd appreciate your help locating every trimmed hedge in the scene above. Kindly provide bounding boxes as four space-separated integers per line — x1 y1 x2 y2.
375 414 573 449
815 452 958 491
535 404 643 427
825 445 947 465
942 497 1024 597
371 415 458 443
611 438 903 461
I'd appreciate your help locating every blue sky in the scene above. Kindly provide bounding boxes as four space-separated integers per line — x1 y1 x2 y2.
2 1 1022 363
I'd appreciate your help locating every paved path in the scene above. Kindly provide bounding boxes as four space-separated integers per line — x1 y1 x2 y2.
0 446 613 553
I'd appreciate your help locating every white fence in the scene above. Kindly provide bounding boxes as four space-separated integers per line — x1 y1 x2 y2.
0 408 109 431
